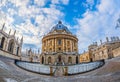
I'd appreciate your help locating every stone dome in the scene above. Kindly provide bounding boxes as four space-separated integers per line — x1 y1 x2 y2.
49 21 72 34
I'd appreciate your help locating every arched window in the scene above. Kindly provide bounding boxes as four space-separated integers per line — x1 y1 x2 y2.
42 56 44 64
16 47 19 55
76 56 78 64
8 39 14 53
48 56 51 64
68 57 72 64
58 39 61 45
0 37 5 49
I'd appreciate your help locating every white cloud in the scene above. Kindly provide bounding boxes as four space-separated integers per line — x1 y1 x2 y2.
75 0 120 52
82 0 95 10
8 0 29 7
0 0 65 51
61 0 69 5
51 0 69 5
34 0 46 7
1 0 119 54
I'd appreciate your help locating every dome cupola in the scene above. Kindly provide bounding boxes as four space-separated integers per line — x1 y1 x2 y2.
49 21 72 34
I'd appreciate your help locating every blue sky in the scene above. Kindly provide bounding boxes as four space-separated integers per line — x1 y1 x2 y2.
0 0 120 53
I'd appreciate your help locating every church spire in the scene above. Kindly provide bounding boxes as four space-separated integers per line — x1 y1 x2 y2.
21 36 23 45
9 29 11 35
14 30 16 36
1 23 5 31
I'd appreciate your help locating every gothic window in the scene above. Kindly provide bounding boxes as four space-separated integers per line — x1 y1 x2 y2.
58 39 61 45
16 47 19 55
48 56 51 64
8 39 14 54
42 56 44 64
0 37 5 49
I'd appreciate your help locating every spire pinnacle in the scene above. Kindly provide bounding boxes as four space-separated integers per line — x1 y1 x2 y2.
1 23 5 30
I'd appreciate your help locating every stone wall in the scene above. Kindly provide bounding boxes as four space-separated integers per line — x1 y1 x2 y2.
112 47 120 57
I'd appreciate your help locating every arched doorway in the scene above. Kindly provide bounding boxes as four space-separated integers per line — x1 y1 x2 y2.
58 55 62 63
68 57 72 64
42 56 44 64
76 56 78 64
16 47 19 55
8 39 14 53
0 37 5 49
48 56 51 64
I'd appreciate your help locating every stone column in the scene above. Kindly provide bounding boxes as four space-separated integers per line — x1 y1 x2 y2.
47 39 48 52
55 38 57 52
50 66 53 76
53 39 55 52
63 38 65 52
72 41 74 52
5 40 9 51
64 67 68 76
62 39 64 52
65 39 67 52
70 40 72 52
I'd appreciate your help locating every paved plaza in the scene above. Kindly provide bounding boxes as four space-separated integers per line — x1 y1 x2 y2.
0 56 120 82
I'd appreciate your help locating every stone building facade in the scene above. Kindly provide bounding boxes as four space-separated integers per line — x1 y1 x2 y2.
88 37 120 61
79 51 90 63
0 24 23 56
112 47 120 57
40 21 79 65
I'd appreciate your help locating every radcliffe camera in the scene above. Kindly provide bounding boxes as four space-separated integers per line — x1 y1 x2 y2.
0 0 120 82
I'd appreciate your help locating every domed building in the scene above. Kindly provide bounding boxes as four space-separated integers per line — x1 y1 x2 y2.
40 21 79 65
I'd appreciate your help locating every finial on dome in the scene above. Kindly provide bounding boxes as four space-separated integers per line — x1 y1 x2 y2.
58 21 62 24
